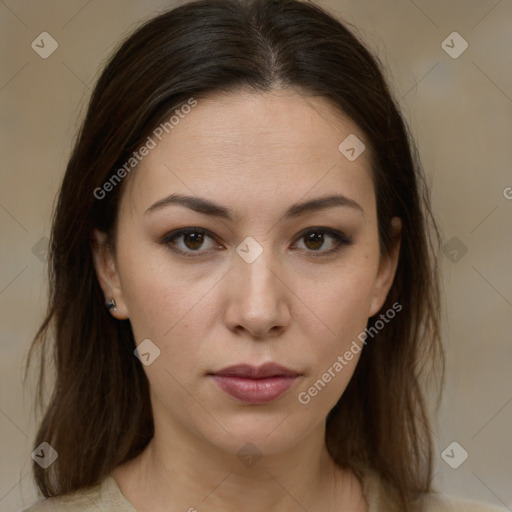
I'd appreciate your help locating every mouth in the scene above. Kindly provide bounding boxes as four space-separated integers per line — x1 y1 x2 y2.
208 363 301 404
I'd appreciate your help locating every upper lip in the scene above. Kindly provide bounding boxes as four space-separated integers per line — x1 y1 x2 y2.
210 363 300 379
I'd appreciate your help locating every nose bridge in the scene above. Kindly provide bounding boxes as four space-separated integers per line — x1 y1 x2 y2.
243 252 276 296
237 239 280 307
225 236 290 336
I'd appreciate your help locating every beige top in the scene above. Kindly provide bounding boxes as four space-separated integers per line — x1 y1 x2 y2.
21 471 506 512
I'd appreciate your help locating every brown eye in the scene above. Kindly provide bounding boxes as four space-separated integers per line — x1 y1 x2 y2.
293 228 352 257
162 228 220 258
303 231 325 251
182 231 205 250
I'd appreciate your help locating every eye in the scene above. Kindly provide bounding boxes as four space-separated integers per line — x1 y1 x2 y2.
161 228 221 257
161 227 352 259
292 228 352 257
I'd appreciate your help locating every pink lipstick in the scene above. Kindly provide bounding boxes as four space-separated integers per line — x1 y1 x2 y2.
209 363 300 404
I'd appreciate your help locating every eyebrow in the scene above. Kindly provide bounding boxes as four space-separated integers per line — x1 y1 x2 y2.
145 192 364 220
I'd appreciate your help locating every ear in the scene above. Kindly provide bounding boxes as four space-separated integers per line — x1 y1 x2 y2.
368 217 402 317
91 229 129 319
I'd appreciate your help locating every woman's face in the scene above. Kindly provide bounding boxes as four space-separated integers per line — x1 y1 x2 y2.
93 88 400 458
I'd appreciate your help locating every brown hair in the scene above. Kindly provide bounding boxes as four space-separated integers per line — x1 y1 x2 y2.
27 0 444 509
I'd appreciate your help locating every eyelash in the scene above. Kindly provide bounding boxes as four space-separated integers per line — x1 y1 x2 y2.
160 227 352 259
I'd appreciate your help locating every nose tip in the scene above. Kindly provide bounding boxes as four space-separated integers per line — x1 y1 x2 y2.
234 322 284 339
223 242 291 339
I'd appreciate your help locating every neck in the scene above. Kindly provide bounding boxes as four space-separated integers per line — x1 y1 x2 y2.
112 419 359 512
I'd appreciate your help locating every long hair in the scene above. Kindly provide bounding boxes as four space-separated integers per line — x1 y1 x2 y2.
26 0 444 509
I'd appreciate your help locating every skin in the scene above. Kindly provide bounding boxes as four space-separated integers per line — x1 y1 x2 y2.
93 87 401 512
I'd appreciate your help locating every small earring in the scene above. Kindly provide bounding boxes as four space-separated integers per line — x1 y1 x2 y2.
106 299 117 312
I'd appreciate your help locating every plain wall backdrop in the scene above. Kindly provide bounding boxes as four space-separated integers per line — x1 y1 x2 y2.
1 0 511 510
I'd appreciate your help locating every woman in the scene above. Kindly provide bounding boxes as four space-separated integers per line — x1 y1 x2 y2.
22 0 504 511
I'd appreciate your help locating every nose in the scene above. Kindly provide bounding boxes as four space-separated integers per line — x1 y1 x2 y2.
222 247 291 339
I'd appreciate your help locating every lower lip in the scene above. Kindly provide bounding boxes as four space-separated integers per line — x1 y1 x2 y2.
211 375 298 404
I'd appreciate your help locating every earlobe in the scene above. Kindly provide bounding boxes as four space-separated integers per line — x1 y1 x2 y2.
91 229 129 319
369 217 402 317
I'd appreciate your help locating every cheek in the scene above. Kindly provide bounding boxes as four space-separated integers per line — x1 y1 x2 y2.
115 239 184 340
298 252 378 395
304 255 378 339
116 238 224 360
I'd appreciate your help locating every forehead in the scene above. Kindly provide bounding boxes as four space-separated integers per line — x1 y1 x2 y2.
122 88 375 220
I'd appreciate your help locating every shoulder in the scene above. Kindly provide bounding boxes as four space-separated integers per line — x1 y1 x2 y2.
361 469 507 512
411 493 508 512
20 476 136 512
20 484 101 512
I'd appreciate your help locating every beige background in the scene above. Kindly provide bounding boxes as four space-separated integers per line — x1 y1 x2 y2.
1 0 511 510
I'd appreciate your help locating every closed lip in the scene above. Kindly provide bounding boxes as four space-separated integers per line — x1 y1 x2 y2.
209 363 301 379
208 363 302 404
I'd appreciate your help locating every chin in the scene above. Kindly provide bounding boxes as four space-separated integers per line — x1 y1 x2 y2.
193 411 320 460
